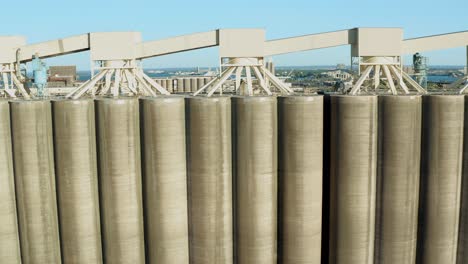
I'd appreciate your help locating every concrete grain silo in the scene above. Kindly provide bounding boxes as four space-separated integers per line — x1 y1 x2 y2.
186 96 233 264
52 99 103 264
177 78 184 93
278 95 323 263
417 94 464 264
184 78 191 93
140 97 189 264
375 95 422 264
203 77 211 86
329 95 378 264
166 79 174 93
95 98 145 264
161 79 167 89
10 100 62 264
232 96 277 264
458 95 468 264
191 78 198 92
0 101 21 263
197 78 204 91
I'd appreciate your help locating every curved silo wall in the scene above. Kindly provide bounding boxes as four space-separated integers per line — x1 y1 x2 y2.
375 95 422 264
186 96 233 264
11 100 62 263
278 95 323 263
52 99 103 264
232 96 277 264
95 97 145 264
417 94 464 264
140 97 189 264
328 95 378 264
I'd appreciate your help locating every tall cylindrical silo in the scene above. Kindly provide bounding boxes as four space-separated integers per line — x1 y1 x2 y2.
161 79 167 88
177 78 184 93
203 77 211 86
329 95 378 264
166 79 173 93
417 94 464 264
375 95 422 264
197 78 204 91
184 78 191 93
10 100 61 264
233 96 277 264
458 95 468 264
52 99 102 264
191 78 198 92
186 96 233 264
140 97 189 264
0 100 21 263
278 95 323 263
95 97 145 264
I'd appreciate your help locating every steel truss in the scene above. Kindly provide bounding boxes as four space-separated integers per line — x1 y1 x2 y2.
193 58 293 97
66 60 170 99
349 56 427 95
0 64 30 99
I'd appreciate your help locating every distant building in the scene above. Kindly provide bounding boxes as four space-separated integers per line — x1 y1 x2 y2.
48 66 77 87
320 69 351 81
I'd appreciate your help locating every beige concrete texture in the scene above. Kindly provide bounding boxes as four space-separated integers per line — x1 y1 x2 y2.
177 78 184 93
232 96 278 264
10 99 61 264
95 97 145 264
52 99 102 264
329 95 378 264
0 100 21 263
191 78 198 92
375 95 422 264
418 94 464 264
278 95 324 263
197 78 204 91
186 96 233 264
184 78 191 93
458 95 468 264
140 97 189 264
166 79 173 93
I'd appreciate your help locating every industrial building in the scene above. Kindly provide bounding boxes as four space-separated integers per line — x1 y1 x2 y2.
0 27 467 264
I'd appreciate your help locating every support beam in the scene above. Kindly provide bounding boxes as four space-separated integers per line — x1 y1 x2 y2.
389 65 410 94
18 34 90 62
136 30 219 59
382 65 398 95
402 30 468 54
264 29 353 56
350 66 372 95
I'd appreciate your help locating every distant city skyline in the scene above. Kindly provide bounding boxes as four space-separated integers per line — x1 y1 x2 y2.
3 0 467 70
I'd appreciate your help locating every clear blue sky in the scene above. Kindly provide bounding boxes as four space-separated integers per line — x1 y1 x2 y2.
3 0 467 69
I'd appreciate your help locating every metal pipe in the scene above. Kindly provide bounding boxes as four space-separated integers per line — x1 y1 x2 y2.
15 48 21 80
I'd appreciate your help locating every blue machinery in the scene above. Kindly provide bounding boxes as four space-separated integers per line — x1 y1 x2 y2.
31 54 48 96
413 52 428 88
